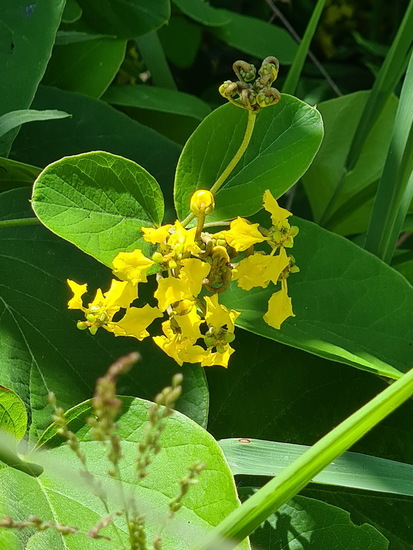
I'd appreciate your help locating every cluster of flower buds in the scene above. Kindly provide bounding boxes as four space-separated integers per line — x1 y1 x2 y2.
67 188 298 369
219 56 281 111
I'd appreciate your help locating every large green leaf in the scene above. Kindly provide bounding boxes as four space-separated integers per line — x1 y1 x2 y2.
220 438 413 497
174 96 323 222
211 12 298 64
0 387 27 444
0 0 65 154
76 0 170 39
0 188 209 439
302 91 398 235
9 86 181 200
222 216 413 378
32 151 164 266
239 489 388 550
0 396 249 550
43 38 127 98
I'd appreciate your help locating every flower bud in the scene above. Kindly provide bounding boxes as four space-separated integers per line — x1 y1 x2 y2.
190 190 215 216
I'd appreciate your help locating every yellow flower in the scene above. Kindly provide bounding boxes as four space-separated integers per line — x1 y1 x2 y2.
112 249 154 285
67 280 87 310
167 220 200 255
154 259 210 311
173 306 204 342
219 217 266 252
263 190 292 225
201 346 235 368
263 279 295 329
142 225 172 244
204 294 239 332
232 248 290 291
153 320 206 366
179 258 211 297
67 279 136 334
108 304 162 340
154 277 190 312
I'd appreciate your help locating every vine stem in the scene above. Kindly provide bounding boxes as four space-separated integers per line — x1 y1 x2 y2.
0 217 40 228
181 110 257 228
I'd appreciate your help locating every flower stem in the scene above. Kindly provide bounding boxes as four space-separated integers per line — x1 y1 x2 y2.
181 110 257 228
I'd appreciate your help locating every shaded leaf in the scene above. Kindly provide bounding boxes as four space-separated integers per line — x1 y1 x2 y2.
239 488 388 550
10 86 181 200
43 39 127 98
0 158 40 192
172 0 231 26
76 0 170 39
211 12 298 64
0 0 65 154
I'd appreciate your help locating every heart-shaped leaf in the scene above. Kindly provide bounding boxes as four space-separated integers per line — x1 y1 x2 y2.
32 151 164 266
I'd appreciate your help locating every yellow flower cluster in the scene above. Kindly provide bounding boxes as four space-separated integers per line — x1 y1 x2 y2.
67 190 298 368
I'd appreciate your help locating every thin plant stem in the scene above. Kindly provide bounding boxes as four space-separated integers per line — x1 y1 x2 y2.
0 217 40 228
181 110 257 228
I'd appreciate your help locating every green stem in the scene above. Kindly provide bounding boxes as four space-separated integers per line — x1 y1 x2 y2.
0 217 40 228
195 366 413 549
181 111 257 228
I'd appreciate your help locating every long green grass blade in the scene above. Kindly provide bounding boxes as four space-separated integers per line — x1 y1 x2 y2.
319 0 413 225
282 0 326 95
219 438 413 497
365 48 413 261
0 109 70 139
195 366 413 549
136 31 177 90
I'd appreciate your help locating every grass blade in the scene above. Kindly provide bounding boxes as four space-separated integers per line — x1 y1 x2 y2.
365 48 413 261
282 0 326 95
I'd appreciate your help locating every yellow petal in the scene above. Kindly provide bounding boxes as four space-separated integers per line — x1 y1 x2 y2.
167 220 200 254
110 304 162 340
204 294 240 332
67 280 87 310
174 307 204 342
201 345 234 368
153 334 184 366
112 249 154 285
179 258 210 297
142 225 172 244
263 280 295 329
154 277 190 311
103 279 137 309
233 249 289 291
178 344 208 365
220 217 265 252
263 190 292 225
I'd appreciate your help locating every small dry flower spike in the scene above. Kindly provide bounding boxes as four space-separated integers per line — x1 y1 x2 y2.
67 57 299 369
